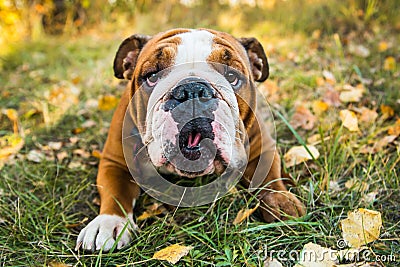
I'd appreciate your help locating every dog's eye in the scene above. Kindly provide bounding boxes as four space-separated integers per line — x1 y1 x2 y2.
225 71 239 87
145 73 160 87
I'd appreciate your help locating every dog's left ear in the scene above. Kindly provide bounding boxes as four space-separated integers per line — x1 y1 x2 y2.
113 34 152 80
238 37 269 82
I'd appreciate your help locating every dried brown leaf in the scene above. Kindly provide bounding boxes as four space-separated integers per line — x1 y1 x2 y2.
152 244 193 264
340 208 382 248
290 105 317 130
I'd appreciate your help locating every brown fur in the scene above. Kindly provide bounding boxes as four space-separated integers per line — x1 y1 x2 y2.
97 28 305 223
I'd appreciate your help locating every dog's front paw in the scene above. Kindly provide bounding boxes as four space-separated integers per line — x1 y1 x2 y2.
258 190 305 222
75 214 137 251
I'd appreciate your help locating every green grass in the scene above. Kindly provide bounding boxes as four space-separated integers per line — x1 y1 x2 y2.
1 2 400 266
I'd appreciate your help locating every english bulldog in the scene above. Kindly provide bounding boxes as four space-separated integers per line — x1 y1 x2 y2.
76 28 305 251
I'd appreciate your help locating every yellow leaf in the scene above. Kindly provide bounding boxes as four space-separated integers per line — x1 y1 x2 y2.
378 41 388 52
152 244 193 264
339 84 364 103
137 203 165 221
2 108 19 134
380 104 394 119
283 145 320 167
388 119 400 136
312 100 329 115
0 134 24 169
91 149 102 159
340 208 382 248
98 95 119 111
383 56 396 71
233 202 259 225
294 242 338 267
339 110 359 132
3 108 18 122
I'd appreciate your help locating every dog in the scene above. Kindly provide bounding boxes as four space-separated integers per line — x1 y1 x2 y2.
76 28 305 251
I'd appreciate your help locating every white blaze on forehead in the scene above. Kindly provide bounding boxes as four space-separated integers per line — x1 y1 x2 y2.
175 30 214 65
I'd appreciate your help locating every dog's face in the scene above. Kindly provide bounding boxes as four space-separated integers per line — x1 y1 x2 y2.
114 29 269 178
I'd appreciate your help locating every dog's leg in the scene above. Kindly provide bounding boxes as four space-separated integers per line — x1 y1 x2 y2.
241 117 305 222
76 89 140 251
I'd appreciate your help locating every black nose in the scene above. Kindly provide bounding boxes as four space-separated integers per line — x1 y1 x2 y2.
171 78 215 102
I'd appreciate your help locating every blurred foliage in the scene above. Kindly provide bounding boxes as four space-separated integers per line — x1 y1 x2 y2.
1 0 399 51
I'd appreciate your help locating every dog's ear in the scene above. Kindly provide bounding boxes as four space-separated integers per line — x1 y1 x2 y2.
238 37 269 82
113 34 152 80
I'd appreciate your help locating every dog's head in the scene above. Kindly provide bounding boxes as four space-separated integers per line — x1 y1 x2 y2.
114 29 269 178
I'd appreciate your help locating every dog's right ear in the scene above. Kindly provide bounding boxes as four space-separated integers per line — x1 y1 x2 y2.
113 34 152 80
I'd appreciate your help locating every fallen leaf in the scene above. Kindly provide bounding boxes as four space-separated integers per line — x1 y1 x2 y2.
312 100 329 115
73 149 90 158
323 89 341 107
69 137 80 144
2 108 19 134
388 119 400 136
81 120 96 128
68 161 83 169
98 95 119 111
316 76 326 86
263 257 283 267
56 151 68 161
290 105 317 130
71 127 85 134
233 202 260 225
284 145 320 167
294 242 338 267
322 70 336 85
339 84 364 103
372 135 397 152
152 244 193 264
378 41 388 52
48 141 62 150
85 98 99 109
361 191 378 204
0 134 24 169
340 208 382 248
340 110 359 132
348 44 370 58
383 56 396 71
380 104 394 120
359 108 378 124
91 149 102 159
137 203 165 221
27 150 45 163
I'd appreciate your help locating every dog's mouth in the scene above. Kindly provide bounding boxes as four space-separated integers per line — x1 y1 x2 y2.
178 117 214 161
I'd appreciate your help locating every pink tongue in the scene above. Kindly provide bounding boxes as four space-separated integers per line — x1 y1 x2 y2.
188 132 202 148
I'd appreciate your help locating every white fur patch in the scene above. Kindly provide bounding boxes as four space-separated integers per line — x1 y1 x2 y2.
76 213 137 251
175 30 214 66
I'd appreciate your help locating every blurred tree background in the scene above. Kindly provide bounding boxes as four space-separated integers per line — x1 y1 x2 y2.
1 0 399 52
